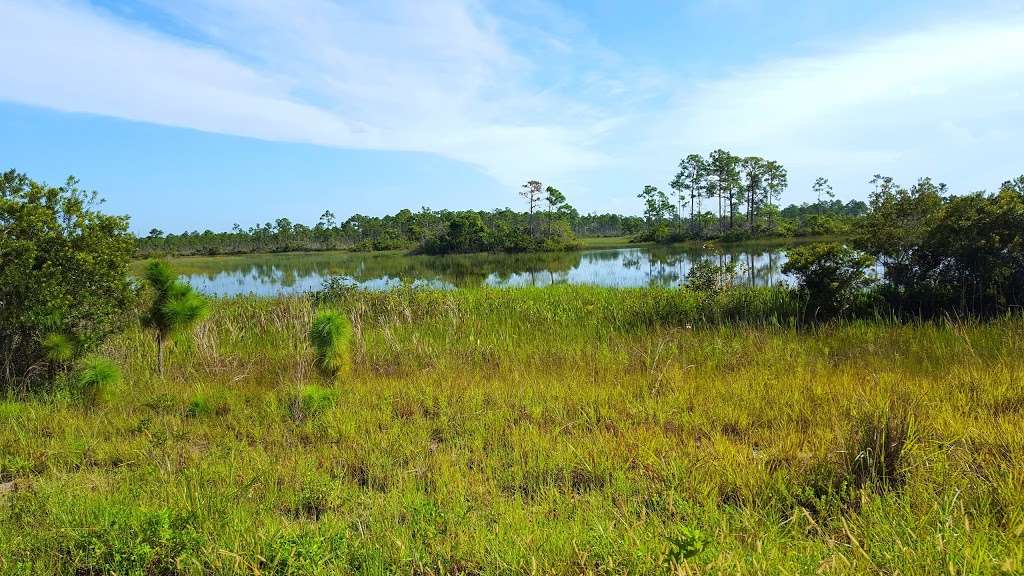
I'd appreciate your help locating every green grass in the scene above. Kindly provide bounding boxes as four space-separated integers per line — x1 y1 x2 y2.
1 286 1022 574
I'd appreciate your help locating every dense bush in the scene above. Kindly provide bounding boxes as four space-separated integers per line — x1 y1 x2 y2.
782 243 875 320
0 171 135 391
855 175 1024 316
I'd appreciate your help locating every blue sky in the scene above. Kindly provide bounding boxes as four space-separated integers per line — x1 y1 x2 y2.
2 0 1023 232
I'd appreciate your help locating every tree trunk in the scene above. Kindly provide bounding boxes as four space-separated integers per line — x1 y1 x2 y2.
156 333 164 377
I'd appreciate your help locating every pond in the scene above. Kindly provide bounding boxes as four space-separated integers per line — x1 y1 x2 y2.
168 242 834 296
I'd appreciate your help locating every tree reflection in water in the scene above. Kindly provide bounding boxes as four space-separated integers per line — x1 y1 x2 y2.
164 244 797 296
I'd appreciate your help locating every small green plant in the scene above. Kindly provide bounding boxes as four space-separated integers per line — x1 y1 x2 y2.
301 385 336 416
309 309 352 377
259 530 347 575
142 260 209 376
289 385 337 422
664 526 711 568
843 404 913 493
42 332 76 364
75 357 120 404
61 508 202 575
186 395 214 418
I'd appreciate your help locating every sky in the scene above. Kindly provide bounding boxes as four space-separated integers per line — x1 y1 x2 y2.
1 0 1023 233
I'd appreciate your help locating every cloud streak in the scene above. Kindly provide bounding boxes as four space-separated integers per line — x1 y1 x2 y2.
2 0 1024 205
0 0 614 189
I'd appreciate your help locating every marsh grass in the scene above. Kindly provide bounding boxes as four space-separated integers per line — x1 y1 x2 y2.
0 286 1022 574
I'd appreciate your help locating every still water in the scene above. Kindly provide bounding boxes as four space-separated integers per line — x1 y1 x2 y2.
174 244 812 297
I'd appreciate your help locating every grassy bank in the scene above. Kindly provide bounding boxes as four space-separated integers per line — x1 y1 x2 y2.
2 286 1022 574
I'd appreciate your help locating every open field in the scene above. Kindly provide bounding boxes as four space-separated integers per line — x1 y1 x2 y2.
2 286 1023 574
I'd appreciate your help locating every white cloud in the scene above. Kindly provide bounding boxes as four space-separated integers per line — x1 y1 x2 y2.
635 16 1024 198
2 0 1024 208
0 0 613 190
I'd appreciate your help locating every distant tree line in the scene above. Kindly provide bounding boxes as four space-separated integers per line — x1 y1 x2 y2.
634 149 870 243
138 182 643 257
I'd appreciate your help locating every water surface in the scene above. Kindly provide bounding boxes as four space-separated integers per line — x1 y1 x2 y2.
171 244 817 296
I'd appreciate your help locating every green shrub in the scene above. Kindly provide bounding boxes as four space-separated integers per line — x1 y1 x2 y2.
309 310 352 377
186 395 214 418
664 526 711 568
298 385 337 417
142 260 209 376
0 171 135 391
259 530 348 575
685 259 739 292
782 243 874 320
75 357 120 404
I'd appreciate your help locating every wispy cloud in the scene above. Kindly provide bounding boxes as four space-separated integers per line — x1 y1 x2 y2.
0 0 620 188
2 0 1023 205
637 14 1024 194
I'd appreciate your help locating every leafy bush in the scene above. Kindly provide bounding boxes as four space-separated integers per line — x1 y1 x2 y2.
0 171 135 391
664 526 711 568
309 310 353 377
685 259 739 292
782 243 874 320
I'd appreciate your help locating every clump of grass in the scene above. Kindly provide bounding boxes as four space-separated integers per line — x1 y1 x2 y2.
186 394 230 419
309 309 352 377
75 357 120 404
289 385 338 421
843 403 914 494
42 332 76 364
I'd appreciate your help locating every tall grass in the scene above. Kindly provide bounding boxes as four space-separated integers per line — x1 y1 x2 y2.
0 286 1021 574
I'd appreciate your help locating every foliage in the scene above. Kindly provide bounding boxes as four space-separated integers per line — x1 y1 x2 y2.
59 508 203 575
137 207 617 258
299 385 338 417
0 170 135 391
141 260 209 375
685 259 739 292
309 310 353 377
665 526 711 567
3 293 1022 574
75 357 120 404
854 175 1024 315
782 243 875 319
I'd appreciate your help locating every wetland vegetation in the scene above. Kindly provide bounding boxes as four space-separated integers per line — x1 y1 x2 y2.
2 168 1024 574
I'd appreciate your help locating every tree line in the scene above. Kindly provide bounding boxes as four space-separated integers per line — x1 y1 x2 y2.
137 182 620 257
635 149 868 242
137 152 874 258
